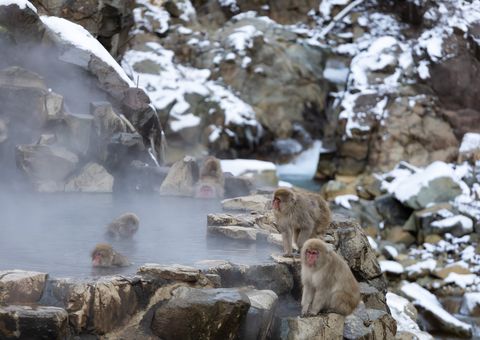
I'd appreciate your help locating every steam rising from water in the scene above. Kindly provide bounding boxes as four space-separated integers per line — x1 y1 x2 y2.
0 193 277 278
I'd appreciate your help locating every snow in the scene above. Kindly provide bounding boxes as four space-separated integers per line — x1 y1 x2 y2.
334 194 359 209
0 0 36 12
169 113 201 132
227 25 263 55
367 236 378 250
417 29 444 62
459 133 480 153
41 16 134 86
444 272 479 289
460 292 480 316
384 245 398 259
401 282 472 333
379 260 404 274
405 259 436 275
219 0 239 12
319 0 350 19
278 180 293 188
386 292 434 340
134 0 170 35
389 161 462 203
417 60 430 79
220 159 277 177
276 140 324 178
430 215 473 233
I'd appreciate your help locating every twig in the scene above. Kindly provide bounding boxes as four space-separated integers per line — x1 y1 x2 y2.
119 114 136 133
319 0 365 39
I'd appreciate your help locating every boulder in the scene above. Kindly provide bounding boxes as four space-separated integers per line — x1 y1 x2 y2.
240 289 278 340
359 282 389 312
374 194 412 227
151 287 250 339
0 305 68 340
138 263 216 286
221 194 271 212
274 313 345 340
0 270 47 304
159 156 199 196
460 292 480 317
64 162 114 192
207 225 265 242
343 306 397 340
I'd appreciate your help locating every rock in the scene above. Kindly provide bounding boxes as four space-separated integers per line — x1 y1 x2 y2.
207 225 264 242
321 179 356 200
44 91 64 121
385 227 416 247
359 282 389 312
221 194 271 212
458 132 480 163
460 292 480 317
379 260 404 275
64 162 114 192
15 144 79 191
151 287 250 339
343 306 397 340
429 215 474 237
386 292 433 340
414 203 454 234
240 289 278 340
374 194 412 227
424 234 442 244
224 174 254 198
400 282 472 338
274 314 345 340
203 261 294 296
91 101 126 137
434 265 472 280
404 259 437 280
62 113 94 155
138 263 214 285
0 305 68 340
159 156 199 196
392 162 463 210
0 270 47 304
0 118 7 143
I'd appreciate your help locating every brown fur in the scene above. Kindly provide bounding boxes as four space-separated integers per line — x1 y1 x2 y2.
106 212 139 239
194 156 225 198
301 238 360 316
91 243 129 267
272 188 332 256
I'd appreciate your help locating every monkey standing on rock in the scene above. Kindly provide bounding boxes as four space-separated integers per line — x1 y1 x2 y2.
301 238 360 316
272 188 331 257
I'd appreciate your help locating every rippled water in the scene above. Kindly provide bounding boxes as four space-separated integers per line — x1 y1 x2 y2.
0 193 278 278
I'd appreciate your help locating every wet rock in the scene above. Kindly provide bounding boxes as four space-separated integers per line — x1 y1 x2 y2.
151 287 250 340
208 211 278 233
61 113 94 155
138 264 215 286
64 162 114 192
224 174 254 198
343 306 397 340
45 92 64 121
274 313 345 340
0 118 7 143
0 270 47 304
321 179 357 200
0 305 68 340
434 265 472 280
460 292 480 317
91 101 126 137
374 194 413 227
202 261 294 296
222 194 271 212
384 227 416 247
400 282 472 338
15 144 79 192
159 156 199 196
207 225 265 242
240 289 278 340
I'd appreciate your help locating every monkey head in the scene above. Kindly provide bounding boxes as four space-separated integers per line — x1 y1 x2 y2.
91 243 114 267
272 188 295 212
301 238 329 267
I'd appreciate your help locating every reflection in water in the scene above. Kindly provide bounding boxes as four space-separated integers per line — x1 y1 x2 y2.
0 193 278 278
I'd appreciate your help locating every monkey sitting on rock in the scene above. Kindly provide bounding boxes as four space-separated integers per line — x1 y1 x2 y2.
300 238 360 316
91 243 130 267
106 212 139 239
272 188 331 257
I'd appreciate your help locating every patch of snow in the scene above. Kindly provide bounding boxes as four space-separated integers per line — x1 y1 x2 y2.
176 0 196 22
278 180 293 188
367 236 378 250
380 260 404 274
0 0 36 12
401 282 472 333
169 113 201 132
220 159 277 177
384 245 398 259
133 0 170 35
460 292 480 316
177 26 193 35
334 194 359 209
445 273 479 289
227 25 263 55
417 29 444 61
319 0 349 19
41 16 134 86
219 0 239 12
431 215 473 233
276 140 324 178
405 259 437 275
459 133 480 153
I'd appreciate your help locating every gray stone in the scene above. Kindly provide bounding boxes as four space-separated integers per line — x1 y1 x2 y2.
151 287 250 340
241 289 278 340
159 156 199 196
275 313 345 340
344 306 397 340
64 162 114 192
221 194 271 212
207 225 265 242
0 270 47 304
0 305 68 340
63 113 94 155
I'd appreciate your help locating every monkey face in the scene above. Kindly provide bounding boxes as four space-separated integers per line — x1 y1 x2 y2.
197 184 216 198
91 249 113 267
305 248 319 267
272 196 281 210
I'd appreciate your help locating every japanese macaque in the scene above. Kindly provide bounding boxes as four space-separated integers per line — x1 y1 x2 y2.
272 188 332 257
91 243 130 267
194 156 225 199
301 238 360 316
106 212 140 239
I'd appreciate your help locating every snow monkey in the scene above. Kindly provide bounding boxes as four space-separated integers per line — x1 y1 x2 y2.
272 188 332 257
91 243 130 267
301 238 360 316
106 212 140 239
194 156 225 199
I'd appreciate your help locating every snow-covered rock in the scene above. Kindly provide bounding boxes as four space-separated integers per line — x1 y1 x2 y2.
460 292 480 317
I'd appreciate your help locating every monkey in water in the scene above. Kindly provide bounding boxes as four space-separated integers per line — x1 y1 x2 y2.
301 238 360 316
106 212 139 239
91 243 130 267
194 156 225 199
272 188 331 257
